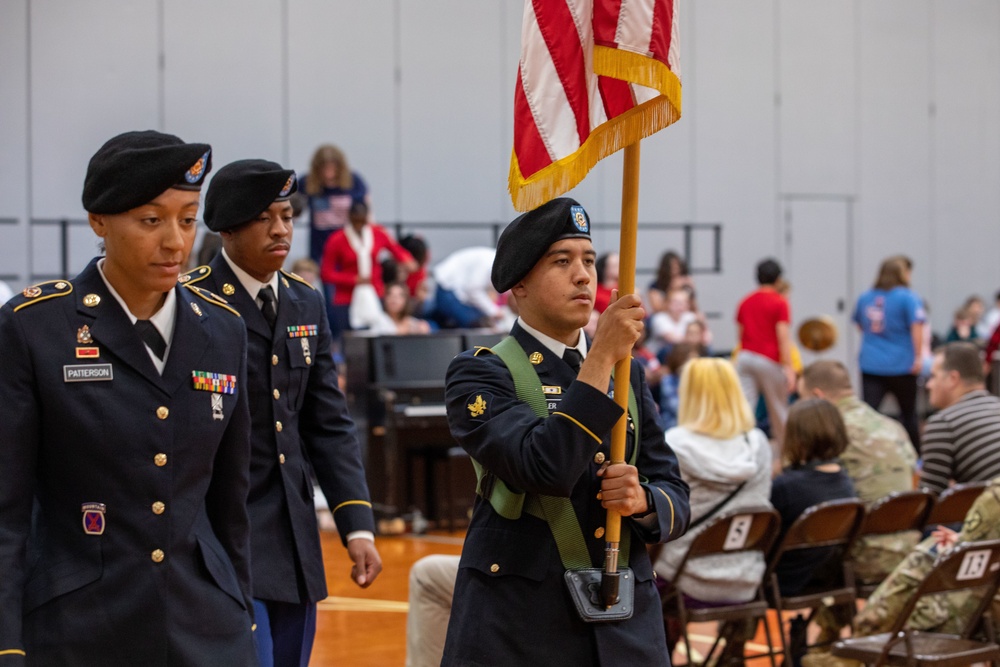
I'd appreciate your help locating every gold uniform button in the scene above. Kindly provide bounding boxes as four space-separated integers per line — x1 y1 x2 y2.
276 421 283 433
152 501 165 515
156 406 169 420
151 549 165 563
594 452 606 464
490 563 500 573
594 527 605 539
272 354 279 366
154 453 167 467
273 389 280 400
279 454 286 464
305 357 312 366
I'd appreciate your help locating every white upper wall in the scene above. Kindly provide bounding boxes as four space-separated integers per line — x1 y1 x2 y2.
2 0 1000 354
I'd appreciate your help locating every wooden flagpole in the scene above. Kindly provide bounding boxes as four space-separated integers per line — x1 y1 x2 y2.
602 140 641 597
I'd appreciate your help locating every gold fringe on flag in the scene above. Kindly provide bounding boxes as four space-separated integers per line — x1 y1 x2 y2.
509 46 682 212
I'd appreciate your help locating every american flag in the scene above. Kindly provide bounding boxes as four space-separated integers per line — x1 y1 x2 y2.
509 0 682 212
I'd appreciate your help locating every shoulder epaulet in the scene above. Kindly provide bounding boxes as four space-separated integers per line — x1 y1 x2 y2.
473 346 495 357
10 279 73 313
178 265 211 286
182 283 241 318
280 270 316 290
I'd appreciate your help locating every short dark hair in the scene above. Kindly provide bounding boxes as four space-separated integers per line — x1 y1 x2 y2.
349 199 368 219
783 398 849 467
937 342 985 384
400 235 428 265
756 259 782 285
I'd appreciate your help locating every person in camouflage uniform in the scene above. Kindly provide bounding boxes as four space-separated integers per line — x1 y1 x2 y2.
798 361 919 641
802 478 1000 667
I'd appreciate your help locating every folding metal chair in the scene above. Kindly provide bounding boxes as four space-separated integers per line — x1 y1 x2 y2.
832 539 1000 666
660 507 782 667
924 482 991 530
855 489 936 597
764 498 867 665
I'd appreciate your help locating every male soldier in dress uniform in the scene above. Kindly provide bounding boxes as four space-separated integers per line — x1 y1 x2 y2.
441 198 690 666
0 131 257 665
185 159 381 667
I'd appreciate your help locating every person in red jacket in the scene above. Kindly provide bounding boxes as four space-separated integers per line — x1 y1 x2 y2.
320 200 415 342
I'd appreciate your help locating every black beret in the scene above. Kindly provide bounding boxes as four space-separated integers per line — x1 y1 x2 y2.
82 130 212 214
491 197 592 292
203 159 298 233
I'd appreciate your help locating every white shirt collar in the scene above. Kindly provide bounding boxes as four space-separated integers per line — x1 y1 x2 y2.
96 258 177 373
221 248 281 305
517 316 588 359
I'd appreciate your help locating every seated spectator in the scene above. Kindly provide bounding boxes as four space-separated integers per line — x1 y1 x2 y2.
406 554 461 667
631 327 665 405
371 282 432 335
425 246 501 329
770 398 855 597
799 360 919 643
945 305 979 343
400 234 430 300
980 290 1000 340
650 288 698 355
920 342 1000 494
802 478 1000 667
655 357 772 663
290 257 322 291
320 200 416 337
594 252 619 313
683 319 710 354
658 342 700 428
648 250 693 313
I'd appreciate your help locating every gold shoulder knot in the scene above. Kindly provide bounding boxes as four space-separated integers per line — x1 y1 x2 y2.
179 265 211 285
473 346 494 357
280 270 316 290
182 283 241 317
11 280 74 313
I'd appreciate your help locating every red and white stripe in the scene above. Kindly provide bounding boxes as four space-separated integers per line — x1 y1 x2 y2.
512 0 680 202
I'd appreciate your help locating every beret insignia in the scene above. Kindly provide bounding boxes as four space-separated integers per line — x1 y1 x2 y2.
571 205 589 233
279 174 296 197
185 150 211 183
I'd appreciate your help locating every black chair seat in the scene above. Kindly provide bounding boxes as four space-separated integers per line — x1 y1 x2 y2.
833 631 1000 666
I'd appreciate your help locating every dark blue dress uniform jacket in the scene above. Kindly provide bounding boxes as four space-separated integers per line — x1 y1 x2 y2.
442 323 690 666
189 256 375 604
0 258 256 666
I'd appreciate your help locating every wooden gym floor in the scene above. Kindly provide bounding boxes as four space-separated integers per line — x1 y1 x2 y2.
311 530 787 666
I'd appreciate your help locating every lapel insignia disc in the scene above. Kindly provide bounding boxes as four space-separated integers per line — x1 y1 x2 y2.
82 502 107 535
192 371 237 395
77 325 93 344
190 302 203 316
529 351 544 365
222 283 235 296
83 294 101 307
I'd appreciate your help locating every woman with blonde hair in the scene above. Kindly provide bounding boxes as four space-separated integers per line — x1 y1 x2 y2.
655 357 772 662
296 143 371 265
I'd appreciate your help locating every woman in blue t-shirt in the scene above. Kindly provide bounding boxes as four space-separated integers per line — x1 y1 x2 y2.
852 256 926 450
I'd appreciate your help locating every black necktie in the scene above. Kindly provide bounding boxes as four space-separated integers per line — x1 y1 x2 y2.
258 286 277 331
134 320 167 360
563 347 583 374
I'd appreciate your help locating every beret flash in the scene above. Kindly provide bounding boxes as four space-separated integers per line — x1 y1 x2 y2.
204 159 298 233
82 130 212 214
491 197 592 293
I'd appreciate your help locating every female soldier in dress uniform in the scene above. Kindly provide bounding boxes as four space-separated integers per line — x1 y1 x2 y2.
0 131 257 665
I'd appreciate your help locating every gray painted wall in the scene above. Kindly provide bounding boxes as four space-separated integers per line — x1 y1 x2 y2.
2 0 999 359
